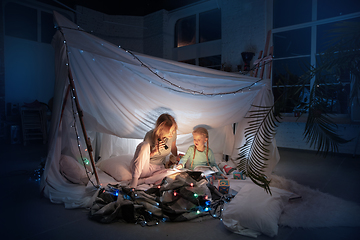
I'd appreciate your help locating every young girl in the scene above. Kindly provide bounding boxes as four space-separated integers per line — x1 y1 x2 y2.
176 127 223 175
129 113 178 188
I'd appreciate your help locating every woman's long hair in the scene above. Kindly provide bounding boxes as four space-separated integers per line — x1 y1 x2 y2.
152 113 177 149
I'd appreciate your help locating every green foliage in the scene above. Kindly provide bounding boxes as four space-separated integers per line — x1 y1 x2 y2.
237 105 281 194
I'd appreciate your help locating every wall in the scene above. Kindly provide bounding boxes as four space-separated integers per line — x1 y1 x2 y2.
1 0 73 140
75 6 144 53
221 0 267 72
143 10 167 58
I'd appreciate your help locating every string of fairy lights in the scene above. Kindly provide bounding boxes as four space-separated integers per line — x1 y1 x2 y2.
56 24 271 185
69 88 98 188
58 25 271 97
54 23 268 222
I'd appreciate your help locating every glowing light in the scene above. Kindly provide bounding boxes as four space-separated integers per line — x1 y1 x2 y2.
174 191 177 197
193 193 198 198
190 183 194 187
196 210 200 214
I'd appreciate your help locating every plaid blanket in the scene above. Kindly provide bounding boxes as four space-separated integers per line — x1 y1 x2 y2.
89 171 228 225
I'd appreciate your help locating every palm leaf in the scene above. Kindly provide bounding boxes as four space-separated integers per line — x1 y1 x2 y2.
237 105 281 194
303 75 352 156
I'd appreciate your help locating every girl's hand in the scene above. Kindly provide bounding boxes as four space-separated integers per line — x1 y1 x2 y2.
176 164 183 170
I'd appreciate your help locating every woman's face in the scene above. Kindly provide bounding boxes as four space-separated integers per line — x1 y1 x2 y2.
163 125 176 139
192 133 207 150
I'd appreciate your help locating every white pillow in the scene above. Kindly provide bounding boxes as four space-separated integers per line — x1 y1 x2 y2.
97 154 133 182
59 155 88 185
222 184 293 238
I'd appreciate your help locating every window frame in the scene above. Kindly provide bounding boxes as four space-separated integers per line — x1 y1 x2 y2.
272 0 360 118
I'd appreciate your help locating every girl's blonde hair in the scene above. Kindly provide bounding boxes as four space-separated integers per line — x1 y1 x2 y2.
191 127 210 168
153 113 177 147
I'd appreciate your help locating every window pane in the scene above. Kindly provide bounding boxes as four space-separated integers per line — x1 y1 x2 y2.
272 57 311 113
180 59 196 65
317 17 360 53
199 9 221 43
41 12 56 44
199 55 221 70
273 28 311 58
174 15 196 48
5 2 37 41
273 0 312 28
273 57 311 86
314 55 351 114
318 0 360 20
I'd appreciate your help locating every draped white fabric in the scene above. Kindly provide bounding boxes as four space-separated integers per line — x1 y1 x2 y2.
40 12 279 208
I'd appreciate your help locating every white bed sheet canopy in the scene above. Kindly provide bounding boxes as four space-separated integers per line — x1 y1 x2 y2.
40 12 279 208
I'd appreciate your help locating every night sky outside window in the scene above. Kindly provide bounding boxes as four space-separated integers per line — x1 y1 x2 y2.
41 12 57 44
174 15 196 48
199 9 221 43
273 28 311 59
317 0 360 20
5 2 37 41
273 0 312 28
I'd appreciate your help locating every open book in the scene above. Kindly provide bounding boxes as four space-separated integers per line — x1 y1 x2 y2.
193 166 218 176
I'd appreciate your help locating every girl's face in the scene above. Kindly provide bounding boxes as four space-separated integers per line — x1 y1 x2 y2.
163 125 176 139
193 133 207 151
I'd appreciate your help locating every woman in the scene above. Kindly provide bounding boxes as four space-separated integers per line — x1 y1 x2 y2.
129 113 178 188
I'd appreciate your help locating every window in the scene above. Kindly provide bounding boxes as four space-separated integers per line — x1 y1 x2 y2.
273 0 312 28
317 0 360 20
174 9 221 48
5 2 37 41
199 55 221 70
174 15 196 48
199 9 221 43
272 0 360 115
180 59 196 65
41 11 57 44
174 9 221 69
5 2 57 44
273 28 311 58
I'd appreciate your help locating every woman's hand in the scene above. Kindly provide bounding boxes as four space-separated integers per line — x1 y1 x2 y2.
176 164 183 170
150 139 167 157
158 139 167 151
